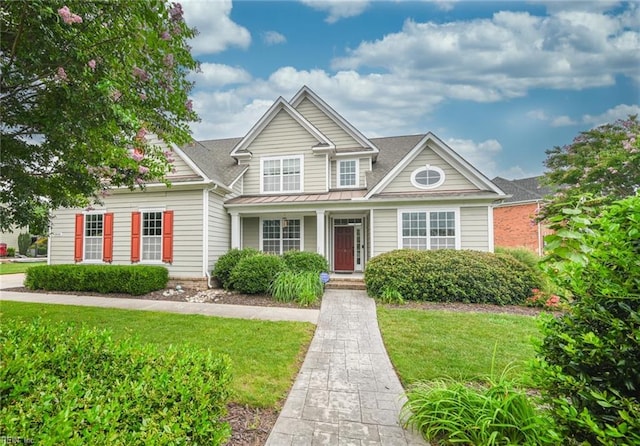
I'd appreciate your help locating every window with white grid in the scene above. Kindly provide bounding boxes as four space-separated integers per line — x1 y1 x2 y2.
400 210 457 250
338 159 358 187
84 213 103 260
261 156 302 193
142 211 162 261
262 219 301 254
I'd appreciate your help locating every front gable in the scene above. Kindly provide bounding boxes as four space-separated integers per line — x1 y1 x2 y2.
145 134 205 183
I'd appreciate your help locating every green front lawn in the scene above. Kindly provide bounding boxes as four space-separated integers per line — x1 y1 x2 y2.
0 261 45 275
0 301 314 407
378 307 541 385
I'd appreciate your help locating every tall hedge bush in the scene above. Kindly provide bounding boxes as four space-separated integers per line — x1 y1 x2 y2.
281 250 328 273
230 253 285 294
0 318 232 445
533 195 640 445
364 249 541 305
212 248 259 290
24 264 168 295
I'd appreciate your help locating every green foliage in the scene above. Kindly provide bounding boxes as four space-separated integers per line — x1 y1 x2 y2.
365 249 541 305
378 286 405 304
403 363 557 445
24 264 168 295
494 246 540 270
270 271 323 306
282 250 329 273
533 195 640 445
0 318 231 445
230 253 285 294
212 248 259 290
539 116 639 222
0 1 199 232
6 247 15 257
17 233 31 256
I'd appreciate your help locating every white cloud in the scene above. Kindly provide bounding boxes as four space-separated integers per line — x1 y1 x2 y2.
300 0 370 23
189 63 252 87
262 31 287 45
445 138 503 178
181 0 251 55
551 115 578 127
582 104 640 127
526 109 549 121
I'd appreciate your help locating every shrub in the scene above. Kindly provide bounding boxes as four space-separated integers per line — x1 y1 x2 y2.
533 195 640 445
281 250 328 273
17 233 31 256
365 249 541 305
212 248 259 290
0 318 232 445
270 271 323 306
230 253 285 294
7 247 15 257
24 264 168 295
494 246 540 269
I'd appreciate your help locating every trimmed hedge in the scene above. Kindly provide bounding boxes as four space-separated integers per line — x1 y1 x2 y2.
282 250 328 273
365 249 541 305
0 318 232 445
24 264 168 296
230 253 285 294
212 248 259 290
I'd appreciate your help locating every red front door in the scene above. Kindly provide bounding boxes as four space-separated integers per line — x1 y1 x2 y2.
334 226 354 271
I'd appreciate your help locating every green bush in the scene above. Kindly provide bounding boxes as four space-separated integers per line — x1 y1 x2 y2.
17 233 31 256
230 253 285 294
7 247 15 257
24 264 168 295
494 246 540 270
365 249 541 305
212 248 259 290
281 250 328 273
270 270 323 306
0 318 232 445
533 195 640 445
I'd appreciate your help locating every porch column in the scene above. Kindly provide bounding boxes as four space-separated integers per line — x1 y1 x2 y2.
316 210 325 257
230 211 240 249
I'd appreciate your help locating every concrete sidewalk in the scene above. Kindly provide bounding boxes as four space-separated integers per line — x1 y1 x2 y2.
0 274 318 324
266 289 426 446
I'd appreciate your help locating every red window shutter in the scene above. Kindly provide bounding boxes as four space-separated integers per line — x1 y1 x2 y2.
74 214 84 262
162 210 174 264
131 211 141 263
103 213 114 263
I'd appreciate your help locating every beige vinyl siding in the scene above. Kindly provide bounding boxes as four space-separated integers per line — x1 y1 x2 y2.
304 216 316 252
371 209 398 256
242 217 259 249
460 206 490 251
383 144 478 193
295 98 363 150
207 191 230 273
330 157 371 189
49 189 205 278
242 109 327 195
146 134 200 181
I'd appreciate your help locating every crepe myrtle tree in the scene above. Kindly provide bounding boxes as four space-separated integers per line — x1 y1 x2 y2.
0 1 199 232
538 116 640 223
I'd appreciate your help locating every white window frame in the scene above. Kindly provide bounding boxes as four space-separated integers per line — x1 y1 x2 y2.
140 208 164 263
397 208 461 250
410 165 445 190
337 159 359 188
259 217 304 254
83 210 106 262
260 155 304 194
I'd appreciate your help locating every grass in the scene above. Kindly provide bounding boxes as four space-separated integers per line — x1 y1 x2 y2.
0 261 44 275
0 301 314 408
377 307 540 385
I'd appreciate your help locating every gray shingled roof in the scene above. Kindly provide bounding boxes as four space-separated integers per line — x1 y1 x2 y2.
180 138 245 187
366 134 426 189
492 176 551 203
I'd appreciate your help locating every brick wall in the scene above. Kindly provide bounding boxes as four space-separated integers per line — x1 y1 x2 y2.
493 202 545 254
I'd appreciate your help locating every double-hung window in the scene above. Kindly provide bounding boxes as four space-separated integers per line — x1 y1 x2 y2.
337 159 358 188
261 156 302 193
400 210 458 250
84 213 103 260
142 211 163 261
262 218 301 254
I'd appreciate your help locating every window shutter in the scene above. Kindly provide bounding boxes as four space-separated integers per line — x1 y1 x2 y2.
162 210 174 263
103 213 114 263
131 211 141 263
74 214 84 262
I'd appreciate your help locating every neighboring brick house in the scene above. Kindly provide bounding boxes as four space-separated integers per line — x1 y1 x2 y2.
492 176 552 255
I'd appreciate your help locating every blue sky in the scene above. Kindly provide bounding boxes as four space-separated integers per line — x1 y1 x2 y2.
181 0 639 179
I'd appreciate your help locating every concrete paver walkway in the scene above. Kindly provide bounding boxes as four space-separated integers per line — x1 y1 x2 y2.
266 289 426 446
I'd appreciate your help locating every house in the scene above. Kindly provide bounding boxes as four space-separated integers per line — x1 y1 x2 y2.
49 86 507 284
491 176 552 255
